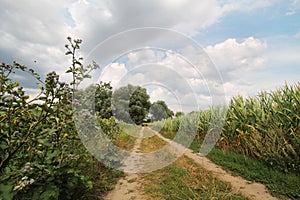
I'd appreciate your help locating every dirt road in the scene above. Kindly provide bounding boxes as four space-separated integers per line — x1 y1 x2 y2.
104 127 278 200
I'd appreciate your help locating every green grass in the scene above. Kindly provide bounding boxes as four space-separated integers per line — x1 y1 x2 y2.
206 148 300 199
80 160 124 200
170 134 300 199
142 156 249 200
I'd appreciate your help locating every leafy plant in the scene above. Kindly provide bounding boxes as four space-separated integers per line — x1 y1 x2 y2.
0 37 120 199
152 83 300 173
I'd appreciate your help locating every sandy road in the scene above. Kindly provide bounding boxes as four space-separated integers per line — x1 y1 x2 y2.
104 127 279 200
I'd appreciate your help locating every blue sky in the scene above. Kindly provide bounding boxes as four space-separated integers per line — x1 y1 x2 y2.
197 2 300 92
0 0 299 112
199 6 300 43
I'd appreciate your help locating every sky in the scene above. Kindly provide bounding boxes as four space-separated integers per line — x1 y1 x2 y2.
1 0 300 113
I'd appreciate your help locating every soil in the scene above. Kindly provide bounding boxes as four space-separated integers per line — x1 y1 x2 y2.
104 127 279 200
104 128 146 200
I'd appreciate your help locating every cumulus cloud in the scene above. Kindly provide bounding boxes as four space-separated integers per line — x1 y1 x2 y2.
99 63 127 88
70 0 224 44
0 0 269 79
2 0 293 111
0 0 74 90
99 43 229 112
204 37 267 78
98 35 268 112
149 87 200 113
127 48 165 68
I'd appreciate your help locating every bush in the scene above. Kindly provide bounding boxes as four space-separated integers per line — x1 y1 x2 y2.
0 37 120 199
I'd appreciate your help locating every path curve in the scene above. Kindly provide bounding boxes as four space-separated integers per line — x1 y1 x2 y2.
151 127 279 200
104 127 279 200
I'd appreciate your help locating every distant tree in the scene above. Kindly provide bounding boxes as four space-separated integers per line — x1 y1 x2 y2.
149 100 174 121
112 84 151 125
95 81 113 119
175 111 184 118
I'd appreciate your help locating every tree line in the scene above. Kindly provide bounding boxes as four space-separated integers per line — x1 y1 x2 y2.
94 82 175 125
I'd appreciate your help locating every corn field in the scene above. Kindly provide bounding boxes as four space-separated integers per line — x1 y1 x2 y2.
152 83 300 173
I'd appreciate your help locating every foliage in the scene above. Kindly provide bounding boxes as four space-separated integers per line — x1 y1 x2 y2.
175 111 184 118
112 84 151 125
221 84 300 173
151 115 182 134
95 82 113 119
152 83 300 174
0 62 93 199
98 116 120 142
149 100 174 121
0 37 121 199
65 37 99 88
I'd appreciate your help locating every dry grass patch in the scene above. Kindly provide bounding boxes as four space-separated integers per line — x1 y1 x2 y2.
139 135 168 153
141 156 249 200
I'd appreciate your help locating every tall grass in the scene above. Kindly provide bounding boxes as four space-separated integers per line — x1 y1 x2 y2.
152 83 300 173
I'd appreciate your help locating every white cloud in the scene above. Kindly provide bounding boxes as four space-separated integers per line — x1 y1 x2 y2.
201 37 268 101
127 49 165 67
221 0 280 12
149 87 200 113
0 0 73 86
286 0 300 15
100 63 127 88
0 0 272 81
1 0 297 112
70 0 224 41
267 50 300 64
204 37 267 76
222 82 248 102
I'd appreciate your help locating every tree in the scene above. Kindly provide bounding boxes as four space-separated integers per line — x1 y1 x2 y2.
149 100 174 121
112 84 151 125
95 81 113 119
175 111 184 118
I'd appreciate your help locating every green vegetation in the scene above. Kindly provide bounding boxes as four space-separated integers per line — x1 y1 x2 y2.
142 156 249 200
206 148 300 199
151 83 300 199
112 84 151 125
95 81 113 119
0 38 123 199
149 100 174 121
153 83 300 173
1 36 299 199
221 84 300 173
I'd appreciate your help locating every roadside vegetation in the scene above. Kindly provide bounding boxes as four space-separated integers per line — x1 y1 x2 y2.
0 38 125 199
1 36 299 199
151 83 300 199
207 148 299 199
0 37 175 199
